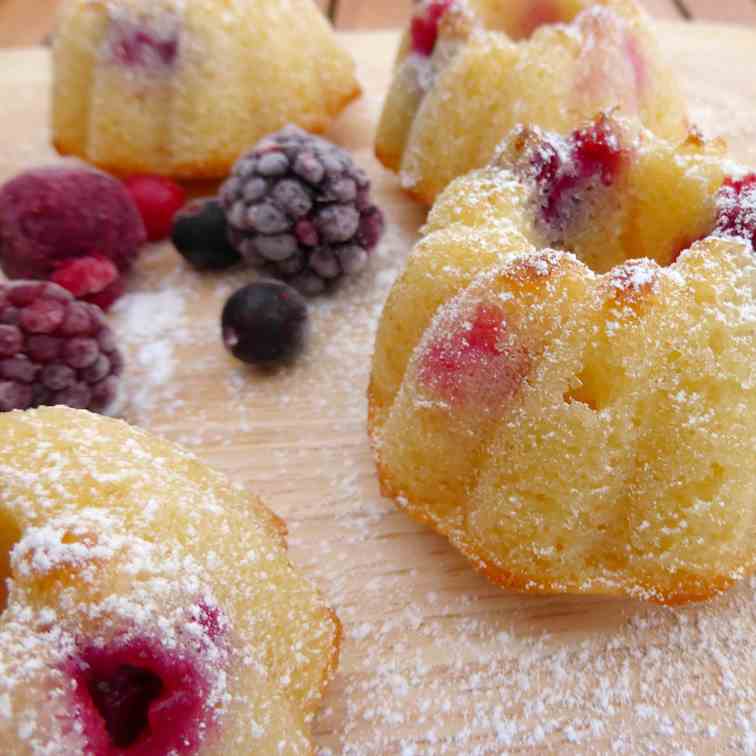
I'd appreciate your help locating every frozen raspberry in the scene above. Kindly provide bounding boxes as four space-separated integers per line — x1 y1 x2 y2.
222 281 308 366
0 281 123 413
50 256 122 312
124 175 186 242
715 174 756 249
220 126 385 296
171 198 241 270
69 638 209 755
0 167 145 289
411 0 454 56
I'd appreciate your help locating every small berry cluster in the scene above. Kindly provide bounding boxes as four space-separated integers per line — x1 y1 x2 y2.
172 128 385 369
0 165 191 413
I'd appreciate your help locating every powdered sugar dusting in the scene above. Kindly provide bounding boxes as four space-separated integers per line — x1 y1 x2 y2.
111 282 190 419
1 29 756 755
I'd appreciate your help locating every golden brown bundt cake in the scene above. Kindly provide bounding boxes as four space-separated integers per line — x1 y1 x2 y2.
0 407 340 754
376 0 689 204
369 113 756 604
52 0 361 179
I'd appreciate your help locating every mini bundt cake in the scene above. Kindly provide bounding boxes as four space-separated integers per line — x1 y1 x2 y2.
369 113 756 604
0 407 340 754
52 0 361 179
376 0 689 204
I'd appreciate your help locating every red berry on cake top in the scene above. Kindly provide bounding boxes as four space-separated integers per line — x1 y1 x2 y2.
111 24 179 67
411 0 454 56
70 638 212 755
419 303 530 407
511 116 626 232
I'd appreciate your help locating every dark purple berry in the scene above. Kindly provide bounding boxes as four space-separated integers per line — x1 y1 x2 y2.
0 325 22 357
171 198 241 271
221 281 308 366
0 280 123 413
0 381 32 411
220 125 385 296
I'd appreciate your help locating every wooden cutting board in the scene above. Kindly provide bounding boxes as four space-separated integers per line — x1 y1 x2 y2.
2 25 756 755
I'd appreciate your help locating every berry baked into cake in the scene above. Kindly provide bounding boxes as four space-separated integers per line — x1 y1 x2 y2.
376 0 689 204
52 0 360 178
0 407 339 754
369 113 756 605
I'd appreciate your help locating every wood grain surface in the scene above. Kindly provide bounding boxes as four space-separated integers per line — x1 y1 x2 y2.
0 0 755 46
1 22 756 755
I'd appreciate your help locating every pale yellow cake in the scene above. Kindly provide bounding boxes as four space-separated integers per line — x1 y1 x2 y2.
376 0 689 204
369 113 756 604
0 407 340 754
52 0 361 179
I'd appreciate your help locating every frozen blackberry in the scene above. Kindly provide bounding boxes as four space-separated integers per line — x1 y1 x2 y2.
172 198 241 270
222 281 308 366
220 126 385 296
0 280 123 413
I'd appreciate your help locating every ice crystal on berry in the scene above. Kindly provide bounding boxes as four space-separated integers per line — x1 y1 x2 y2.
221 126 384 295
715 174 756 249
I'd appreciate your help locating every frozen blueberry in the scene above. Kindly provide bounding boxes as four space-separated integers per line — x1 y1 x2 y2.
221 281 308 366
171 199 242 271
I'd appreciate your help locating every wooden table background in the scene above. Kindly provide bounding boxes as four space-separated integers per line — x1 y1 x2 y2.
0 0 755 47
2 0 756 752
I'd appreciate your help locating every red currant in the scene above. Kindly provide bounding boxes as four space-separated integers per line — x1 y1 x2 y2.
124 175 186 242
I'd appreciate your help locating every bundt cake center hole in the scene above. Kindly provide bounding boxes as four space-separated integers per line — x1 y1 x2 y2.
88 664 164 748
564 384 597 411
512 1 579 40
0 514 22 616
564 366 608 411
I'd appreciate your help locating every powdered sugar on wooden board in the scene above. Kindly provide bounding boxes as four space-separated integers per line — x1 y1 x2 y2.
1 27 756 753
